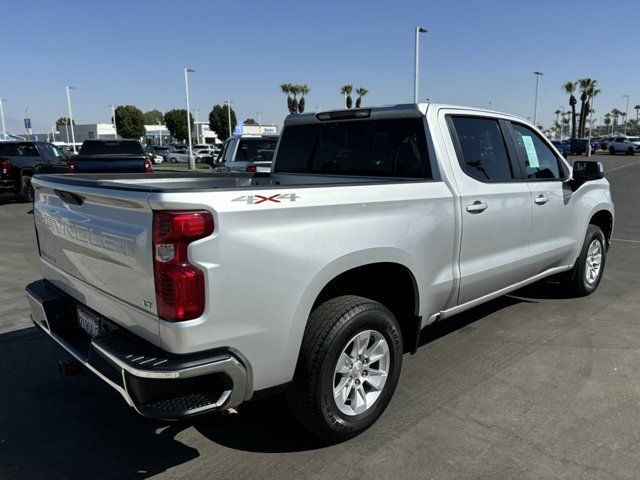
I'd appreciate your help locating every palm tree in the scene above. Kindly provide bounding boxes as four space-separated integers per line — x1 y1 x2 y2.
611 108 622 128
280 83 294 114
298 84 310 113
554 109 562 128
628 119 639 135
577 78 594 137
355 87 369 108
341 85 354 109
635 104 640 123
563 81 578 139
603 113 612 135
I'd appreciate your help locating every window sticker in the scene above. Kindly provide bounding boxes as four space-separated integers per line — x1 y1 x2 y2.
521 135 539 168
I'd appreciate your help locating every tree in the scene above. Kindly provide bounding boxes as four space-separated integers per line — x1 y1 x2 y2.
244 118 258 125
298 84 309 113
355 87 369 108
114 105 146 139
563 81 578 139
164 109 193 142
143 109 164 125
279 83 309 114
55 117 74 127
208 104 237 141
635 105 640 123
341 84 354 109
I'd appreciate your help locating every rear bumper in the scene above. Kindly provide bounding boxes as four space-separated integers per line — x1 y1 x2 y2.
25 279 249 419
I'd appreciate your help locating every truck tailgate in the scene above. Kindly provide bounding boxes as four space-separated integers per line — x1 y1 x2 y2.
32 177 157 320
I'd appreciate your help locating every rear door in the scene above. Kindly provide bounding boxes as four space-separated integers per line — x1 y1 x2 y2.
507 122 579 272
446 114 533 304
38 143 69 173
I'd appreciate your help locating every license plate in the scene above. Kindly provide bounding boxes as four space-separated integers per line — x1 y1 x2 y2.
77 307 100 338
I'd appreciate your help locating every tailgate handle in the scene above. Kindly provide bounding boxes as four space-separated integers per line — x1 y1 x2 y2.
54 189 84 205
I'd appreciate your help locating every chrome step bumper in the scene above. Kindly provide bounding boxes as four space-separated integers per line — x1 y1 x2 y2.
26 279 249 419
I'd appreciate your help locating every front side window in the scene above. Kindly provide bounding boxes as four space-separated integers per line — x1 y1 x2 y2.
511 123 563 180
275 118 431 178
450 117 512 181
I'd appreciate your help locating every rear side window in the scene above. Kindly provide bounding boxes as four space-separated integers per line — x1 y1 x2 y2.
275 118 431 178
510 123 563 180
450 117 512 181
79 141 144 155
236 138 278 162
0 143 40 157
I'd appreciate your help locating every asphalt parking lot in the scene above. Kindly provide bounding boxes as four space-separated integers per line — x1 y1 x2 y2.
1 154 639 480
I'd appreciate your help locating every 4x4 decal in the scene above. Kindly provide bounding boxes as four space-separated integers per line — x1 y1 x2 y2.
232 193 299 205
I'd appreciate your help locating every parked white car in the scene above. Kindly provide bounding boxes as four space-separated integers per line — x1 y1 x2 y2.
608 136 640 155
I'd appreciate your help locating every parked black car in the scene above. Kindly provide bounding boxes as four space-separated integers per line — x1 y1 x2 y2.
69 140 152 173
0 141 69 202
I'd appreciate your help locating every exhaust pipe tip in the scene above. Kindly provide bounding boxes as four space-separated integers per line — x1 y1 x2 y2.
58 359 84 378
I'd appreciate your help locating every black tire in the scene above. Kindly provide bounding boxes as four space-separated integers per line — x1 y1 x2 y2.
626 147 634 156
609 147 616 155
287 295 403 442
561 225 606 297
19 175 34 203
170 157 177 163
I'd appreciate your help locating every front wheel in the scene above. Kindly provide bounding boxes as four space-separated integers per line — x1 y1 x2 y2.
561 225 606 297
287 296 403 442
627 147 634 156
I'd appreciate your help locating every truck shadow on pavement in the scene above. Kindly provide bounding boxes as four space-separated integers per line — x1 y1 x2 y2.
0 282 559 478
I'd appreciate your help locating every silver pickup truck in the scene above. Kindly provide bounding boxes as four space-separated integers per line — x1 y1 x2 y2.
26 103 614 441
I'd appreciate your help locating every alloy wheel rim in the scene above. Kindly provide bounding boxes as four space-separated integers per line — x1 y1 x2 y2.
333 329 390 416
585 239 602 285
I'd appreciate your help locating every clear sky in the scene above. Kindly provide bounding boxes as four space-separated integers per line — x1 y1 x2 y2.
2 0 639 134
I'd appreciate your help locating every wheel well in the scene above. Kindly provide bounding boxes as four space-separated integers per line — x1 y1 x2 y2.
589 210 613 245
313 263 420 353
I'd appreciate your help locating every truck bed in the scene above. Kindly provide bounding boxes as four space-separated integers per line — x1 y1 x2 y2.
34 171 421 193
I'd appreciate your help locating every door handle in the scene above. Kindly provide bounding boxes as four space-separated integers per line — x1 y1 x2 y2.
534 194 549 205
466 201 488 213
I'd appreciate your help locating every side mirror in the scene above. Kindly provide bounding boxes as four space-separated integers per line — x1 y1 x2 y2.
572 160 604 187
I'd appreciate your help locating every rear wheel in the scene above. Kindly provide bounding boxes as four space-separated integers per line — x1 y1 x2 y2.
19 175 34 203
287 296 403 442
560 225 606 297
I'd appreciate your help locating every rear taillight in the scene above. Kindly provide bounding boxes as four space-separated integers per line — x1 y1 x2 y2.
1 158 10 176
144 158 152 173
67 159 76 173
152 210 213 322
245 165 257 173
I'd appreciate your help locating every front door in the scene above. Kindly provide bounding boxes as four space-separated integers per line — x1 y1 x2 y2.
508 122 580 273
446 114 533 305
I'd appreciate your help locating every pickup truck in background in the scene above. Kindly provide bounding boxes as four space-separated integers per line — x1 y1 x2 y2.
68 140 152 173
0 141 69 202
26 103 613 441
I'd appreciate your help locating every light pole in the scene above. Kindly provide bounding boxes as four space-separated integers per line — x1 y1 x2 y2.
51 125 57 143
225 100 234 139
413 27 427 103
587 95 595 157
109 104 118 139
0 98 6 139
533 71 543 127
184 67 195 169
194 108 200 144
622 94 630 135
66 86 77 153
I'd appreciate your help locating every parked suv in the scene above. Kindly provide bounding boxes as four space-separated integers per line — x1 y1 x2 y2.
608 136 640 155
0 141 68 202
213 135 279 172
